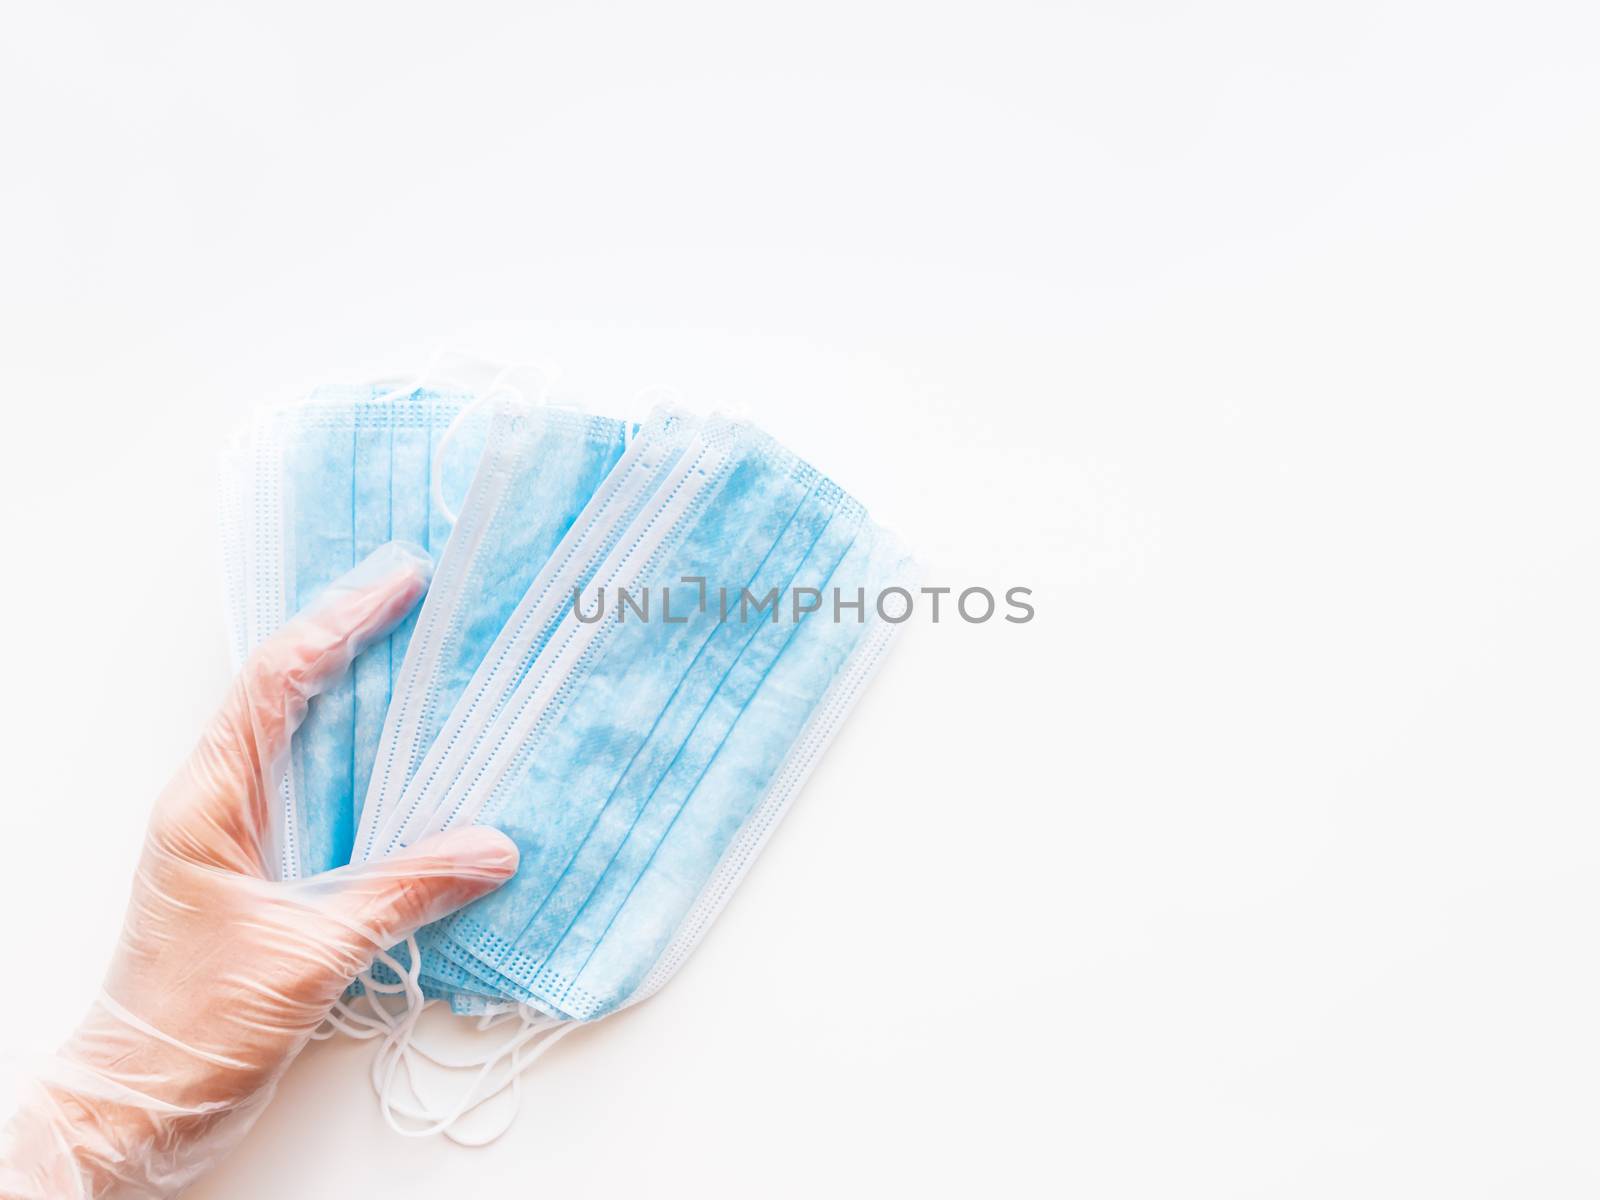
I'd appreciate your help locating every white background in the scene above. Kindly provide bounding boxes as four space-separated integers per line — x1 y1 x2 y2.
1 1 1598 1195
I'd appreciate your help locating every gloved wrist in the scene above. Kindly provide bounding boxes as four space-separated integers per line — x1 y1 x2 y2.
0 544 516 1199
2 1003 280 1200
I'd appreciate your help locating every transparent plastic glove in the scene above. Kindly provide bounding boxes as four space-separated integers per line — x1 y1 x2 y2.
0 543 520 1200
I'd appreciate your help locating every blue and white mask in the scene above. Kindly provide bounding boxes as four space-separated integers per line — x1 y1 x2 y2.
220 386 471 879
353 399 629 864
343 397 630 1007
359 408 699 1005
225 388 912 1135
371 417 913 1020
362 408 704 860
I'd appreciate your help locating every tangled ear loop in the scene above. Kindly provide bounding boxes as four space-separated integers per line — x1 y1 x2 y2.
351 353 552 529
428 370 545 528
376 1013 575 1145
310 998 387 1041
339 936 574 1144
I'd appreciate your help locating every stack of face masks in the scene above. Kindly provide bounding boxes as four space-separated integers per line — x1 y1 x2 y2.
219 368 912 1139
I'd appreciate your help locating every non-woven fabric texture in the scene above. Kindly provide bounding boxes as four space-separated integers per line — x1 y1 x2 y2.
223 388 909 1032
375 414 914 1019
219 386 480 879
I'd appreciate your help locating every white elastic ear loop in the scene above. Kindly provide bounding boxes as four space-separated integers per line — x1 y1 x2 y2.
372 1002 574 1142
368 987 562 1135
362 347 452 406
369 346 514 402
355 937 438 1118
377 1011 575 1144
315 932 440 1042
350 356 553 527
428 365 550 526
311 997 388 1041
353 939 575 1143
356 936 432 1049
440 1018 577 1147
427 351 562 400
357 936 491 1115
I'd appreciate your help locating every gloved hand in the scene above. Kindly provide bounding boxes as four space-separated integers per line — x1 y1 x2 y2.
0 543 519 1200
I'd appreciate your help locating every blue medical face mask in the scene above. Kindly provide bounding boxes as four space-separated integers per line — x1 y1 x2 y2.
358 408 697 1002
362 408 703 860
220 386 478 879
326 397 628 1009
353 399 629 865
375 420 913 1021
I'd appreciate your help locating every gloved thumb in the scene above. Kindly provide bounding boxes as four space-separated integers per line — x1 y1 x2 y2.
323 827 519 949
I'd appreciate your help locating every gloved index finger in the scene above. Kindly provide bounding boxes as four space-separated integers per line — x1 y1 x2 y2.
157 542 433 873
244 540 433 771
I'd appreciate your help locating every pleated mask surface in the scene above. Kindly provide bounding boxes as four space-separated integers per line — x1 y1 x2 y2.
353 399 630 865
361 409 702 999
377 420 913 1021
219 386 477 879
363 409 705 853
